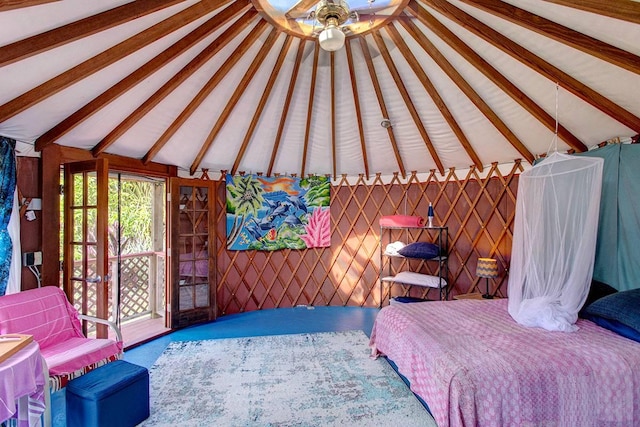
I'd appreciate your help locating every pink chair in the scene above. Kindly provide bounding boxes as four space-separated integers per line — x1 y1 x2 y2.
0 286 123 425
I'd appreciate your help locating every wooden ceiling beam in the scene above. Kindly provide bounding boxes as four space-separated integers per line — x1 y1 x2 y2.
230 35 294 175
372 30 445 175
330 51 337 180
91 9 257 156
344 39 370 180
384 24 483 170
422 0 640 132
406 2 586 153
541 0 640 24
267 40 307 177
0 0 59 12
0 0 235 123
300 43 320 178
189 29 281 175
358 37 407 178
0 0 187 66
457 0 640 75
400 18 535 164
35 2 252 152
142 20 270 164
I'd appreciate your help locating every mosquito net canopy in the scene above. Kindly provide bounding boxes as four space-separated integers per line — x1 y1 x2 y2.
508 152 604 332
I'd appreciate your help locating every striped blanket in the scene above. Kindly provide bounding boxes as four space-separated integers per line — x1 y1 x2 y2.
370 299 640 427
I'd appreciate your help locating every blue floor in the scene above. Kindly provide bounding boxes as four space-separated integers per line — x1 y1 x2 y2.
52 306 380 426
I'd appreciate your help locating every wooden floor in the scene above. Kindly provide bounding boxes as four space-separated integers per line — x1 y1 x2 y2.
109 316 171 349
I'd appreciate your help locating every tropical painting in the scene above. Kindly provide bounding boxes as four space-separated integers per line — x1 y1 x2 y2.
226 174 331 250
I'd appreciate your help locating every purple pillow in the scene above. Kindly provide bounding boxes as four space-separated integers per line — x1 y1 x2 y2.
397 242 440 259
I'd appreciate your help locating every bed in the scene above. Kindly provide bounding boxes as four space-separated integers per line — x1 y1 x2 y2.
369 297 640 427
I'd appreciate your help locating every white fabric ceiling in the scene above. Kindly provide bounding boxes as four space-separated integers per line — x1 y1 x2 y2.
0 0 638 179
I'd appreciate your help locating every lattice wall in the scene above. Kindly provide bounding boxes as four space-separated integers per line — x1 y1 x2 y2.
213 162 522 315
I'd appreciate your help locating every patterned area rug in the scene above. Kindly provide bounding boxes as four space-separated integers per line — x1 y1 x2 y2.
141 330 435 426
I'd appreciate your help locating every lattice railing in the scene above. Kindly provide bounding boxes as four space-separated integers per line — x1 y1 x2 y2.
72 252 165 323
214 163 523 315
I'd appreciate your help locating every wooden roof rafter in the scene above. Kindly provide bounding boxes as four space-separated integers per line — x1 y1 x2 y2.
142 19 271 164
540 0 640 24
459 0 640 75
0 0 237 124
372 30 445 175
344 39 370 180
300 42 320 178
0 0 187 66
358 36 407 178
92 8 258 156
384 23 483 171
0 0 59 12
189 29 282 175
267 39 307 177
35 1 252 152
400 18 535 164
406 1 586 153
422 0 640 132
230 35 294 175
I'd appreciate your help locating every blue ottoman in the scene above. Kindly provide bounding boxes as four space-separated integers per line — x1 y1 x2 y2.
66 360 149 427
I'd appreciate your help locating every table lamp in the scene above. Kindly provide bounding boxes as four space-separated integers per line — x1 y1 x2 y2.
476 258 498 299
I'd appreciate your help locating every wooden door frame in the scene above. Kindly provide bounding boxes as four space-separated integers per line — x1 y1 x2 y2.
40 144 177 297
63 159 109 336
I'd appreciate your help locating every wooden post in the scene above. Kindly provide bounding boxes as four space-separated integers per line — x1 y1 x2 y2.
41 145 61 288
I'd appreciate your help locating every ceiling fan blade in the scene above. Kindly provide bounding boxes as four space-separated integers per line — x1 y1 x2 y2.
358 12 415 21
285 0 321 19
350 4 396 15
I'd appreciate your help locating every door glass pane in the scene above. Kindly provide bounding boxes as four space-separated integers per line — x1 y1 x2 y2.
73 244 83 270
86 208 97 243
179 211 192 235
179 286 194 310
194 211 208 234
195 284 209 307
194 187 208 210
73 174 83 206
87 172 97 205
73 209 83 242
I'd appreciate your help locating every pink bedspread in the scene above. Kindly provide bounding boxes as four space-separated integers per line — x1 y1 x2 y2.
370 299 640 427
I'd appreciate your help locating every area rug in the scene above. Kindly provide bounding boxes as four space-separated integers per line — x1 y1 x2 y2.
140 330 436 426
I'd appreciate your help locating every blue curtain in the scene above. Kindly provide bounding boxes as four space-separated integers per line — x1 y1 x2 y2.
0 136 17 296
578 144 640 291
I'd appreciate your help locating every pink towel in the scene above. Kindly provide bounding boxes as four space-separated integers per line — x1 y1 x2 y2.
379 215 424 228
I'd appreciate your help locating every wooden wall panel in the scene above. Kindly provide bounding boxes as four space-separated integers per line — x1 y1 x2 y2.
213 163 523 315
17 157 42 291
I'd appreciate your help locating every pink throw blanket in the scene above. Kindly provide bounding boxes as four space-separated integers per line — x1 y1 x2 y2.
379 215 424 228
370 299 640 427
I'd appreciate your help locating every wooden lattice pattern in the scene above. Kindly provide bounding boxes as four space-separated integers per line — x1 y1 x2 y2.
213 163 522 315
72 253 165 324
119 256 151 319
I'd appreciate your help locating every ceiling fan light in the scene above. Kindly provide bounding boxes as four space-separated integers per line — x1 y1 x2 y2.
319 24 345 51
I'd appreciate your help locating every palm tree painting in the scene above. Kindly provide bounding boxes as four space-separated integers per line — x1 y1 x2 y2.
226 174 330 250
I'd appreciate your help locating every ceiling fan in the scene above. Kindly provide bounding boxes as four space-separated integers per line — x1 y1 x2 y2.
285 0 402 52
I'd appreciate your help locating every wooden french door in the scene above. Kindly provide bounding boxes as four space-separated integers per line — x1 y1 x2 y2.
169 178 216 328
63 159 110 338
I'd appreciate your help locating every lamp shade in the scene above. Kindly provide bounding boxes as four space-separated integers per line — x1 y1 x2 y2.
476 258 498 278
318 24 345 51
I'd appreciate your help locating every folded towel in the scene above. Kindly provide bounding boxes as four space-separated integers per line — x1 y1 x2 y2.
380 215 424 228
384 241 406 256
